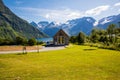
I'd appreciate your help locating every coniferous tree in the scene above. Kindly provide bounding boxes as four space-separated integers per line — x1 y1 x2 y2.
77 32 86 44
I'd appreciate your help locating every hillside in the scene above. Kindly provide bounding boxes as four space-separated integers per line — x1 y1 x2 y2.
0 0 48 40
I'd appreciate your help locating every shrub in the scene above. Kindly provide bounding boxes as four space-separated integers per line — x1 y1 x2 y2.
28 38 36 46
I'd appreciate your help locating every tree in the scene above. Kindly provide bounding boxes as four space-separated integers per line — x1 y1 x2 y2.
70 36 77 43
16 37 23 45
28 38 36 46
99 35 109 44
90 29 100 43
107 24 116 43
98 30 107 43
15 36 27 45
0 38 4 45
77 32 86 44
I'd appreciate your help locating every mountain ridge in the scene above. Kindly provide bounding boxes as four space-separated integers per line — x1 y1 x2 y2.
31 17 96 36
95 14 120 29
0 0 48 40
31 14 120 37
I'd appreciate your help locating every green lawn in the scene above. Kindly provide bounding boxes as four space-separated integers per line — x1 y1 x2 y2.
0 45 120 80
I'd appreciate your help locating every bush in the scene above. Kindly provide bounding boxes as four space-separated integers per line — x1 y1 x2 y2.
38 41 44 45
70 36 77 43
15 36 27 45
0 38 15 45
28 38 36 46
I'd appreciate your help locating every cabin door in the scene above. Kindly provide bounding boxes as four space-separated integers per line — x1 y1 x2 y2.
60 36 65 45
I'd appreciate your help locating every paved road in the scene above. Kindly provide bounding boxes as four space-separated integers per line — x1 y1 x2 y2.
0 46 65 54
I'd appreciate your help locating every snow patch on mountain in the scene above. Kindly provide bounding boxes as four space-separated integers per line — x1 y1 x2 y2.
100 18 111 24
93 21 99 26
87 18 92 22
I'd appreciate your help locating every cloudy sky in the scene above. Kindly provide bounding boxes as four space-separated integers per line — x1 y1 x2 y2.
3 0 120 23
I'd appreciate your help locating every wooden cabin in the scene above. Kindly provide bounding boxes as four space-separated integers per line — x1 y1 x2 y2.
53 29 69 45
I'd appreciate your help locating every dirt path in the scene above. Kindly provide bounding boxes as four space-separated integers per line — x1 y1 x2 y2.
0 46 65 54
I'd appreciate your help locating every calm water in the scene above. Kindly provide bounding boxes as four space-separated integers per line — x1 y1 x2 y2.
36 38 53 42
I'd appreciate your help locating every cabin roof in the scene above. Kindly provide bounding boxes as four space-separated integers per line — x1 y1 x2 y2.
53 29 69 38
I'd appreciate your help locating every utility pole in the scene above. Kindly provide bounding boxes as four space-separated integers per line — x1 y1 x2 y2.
37 34 39 53
37 41 39 53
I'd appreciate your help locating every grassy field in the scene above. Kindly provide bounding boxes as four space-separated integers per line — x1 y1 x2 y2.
0 45 120 80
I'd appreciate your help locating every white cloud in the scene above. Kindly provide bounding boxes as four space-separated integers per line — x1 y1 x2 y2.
45 14 50 18
17 7 83 22
17 5 110 22
114 2 120 6
119 9 120 12
85 5 110 16
44 9 83 22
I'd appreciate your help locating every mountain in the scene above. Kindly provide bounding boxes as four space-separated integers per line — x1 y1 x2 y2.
31 21 60 37
30 21 42 30
30 21 38 28
31 17 96 36
30 13 120 37
0 0 48 40
38 21 49 30
40 15 120 36
30 21 50 32
62 17 96 35
42 22 60 37
30 21 59 37
95 14 120 29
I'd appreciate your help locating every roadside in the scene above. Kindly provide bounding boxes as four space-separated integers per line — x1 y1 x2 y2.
0 46 42 51
0 46 65 54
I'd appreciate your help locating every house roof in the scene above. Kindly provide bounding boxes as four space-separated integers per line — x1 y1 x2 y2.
53 29 69 38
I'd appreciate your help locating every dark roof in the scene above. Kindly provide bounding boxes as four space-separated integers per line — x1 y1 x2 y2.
53 29 69 38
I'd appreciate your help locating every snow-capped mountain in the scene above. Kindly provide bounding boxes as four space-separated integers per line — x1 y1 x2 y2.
30 14 120 37
62 17 96 35
95 14 120 29
42 22 60 37
30 21 61 37
30 17 96 36
38 21 49 30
